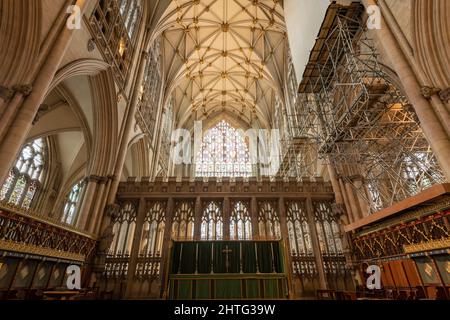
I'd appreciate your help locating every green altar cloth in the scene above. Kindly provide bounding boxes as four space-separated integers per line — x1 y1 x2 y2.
167 240 289 300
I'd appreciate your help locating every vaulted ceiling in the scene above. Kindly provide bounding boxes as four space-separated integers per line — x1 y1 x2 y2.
151 0 289 130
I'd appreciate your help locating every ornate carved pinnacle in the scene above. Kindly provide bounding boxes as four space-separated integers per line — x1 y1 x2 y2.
331 203 346 216
105 203 120 219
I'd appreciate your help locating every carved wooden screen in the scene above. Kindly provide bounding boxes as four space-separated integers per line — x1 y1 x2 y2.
257 200 281 238
139 201 166 257
135 200 166 279
109 202 137 256
230 200 252 240
172 200 195 239
201 200 223 240
286 200 316 276
313 201 345 277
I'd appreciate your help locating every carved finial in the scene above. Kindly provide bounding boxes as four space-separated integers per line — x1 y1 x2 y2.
332 203 346 217
105 203 120 219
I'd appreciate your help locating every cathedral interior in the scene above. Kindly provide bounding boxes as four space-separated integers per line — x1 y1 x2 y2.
0 0 449 301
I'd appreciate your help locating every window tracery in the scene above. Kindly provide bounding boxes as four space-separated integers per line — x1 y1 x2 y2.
109 202 137 256
0 138 46 210
195 121 253 178
61 180 85 225
171 200 195 239
313 201 343 256
257 200 281 238
230 200 252 240
139 201 166 257
136 38 162 141
200 201 223 240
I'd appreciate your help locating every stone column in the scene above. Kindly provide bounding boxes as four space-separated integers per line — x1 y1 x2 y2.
352 176 371 218
327 163 344 205
305 196 328 290
107 50 149 204
125 197 146 298
88 180 107 234
278 197 294 298
94 176 113 235
0 0 88 183
362 0 450 181
339 178 354 224
344 182 362 222
250 197 259 238
194 196 202 239
150 77 168 179
77 176 102 231
0 86 32 142
223 197 230 239
160 197 174 298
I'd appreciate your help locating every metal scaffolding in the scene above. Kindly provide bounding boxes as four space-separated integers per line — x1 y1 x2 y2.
292 4 445 213
277 51 321 179
279 137 319 179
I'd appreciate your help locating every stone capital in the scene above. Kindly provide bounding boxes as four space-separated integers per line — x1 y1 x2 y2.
12 84 33 96
87 175 108 184
105 203 120 219
420 86 440 100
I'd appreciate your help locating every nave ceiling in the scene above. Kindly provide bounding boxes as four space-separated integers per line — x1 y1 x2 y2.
149 0 289 130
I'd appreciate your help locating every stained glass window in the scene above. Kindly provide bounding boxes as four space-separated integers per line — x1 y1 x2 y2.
172 200 195 239
61 180 85 225
257 200 281 238
140 201 166 257
90 0 142 89
0 138 46 210
230 200 252 240
200 201 223 240
110 202 137 256
118 0 142 39
195 120 253 178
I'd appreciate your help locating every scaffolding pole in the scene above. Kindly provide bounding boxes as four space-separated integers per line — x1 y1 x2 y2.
293 4 445 213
